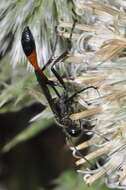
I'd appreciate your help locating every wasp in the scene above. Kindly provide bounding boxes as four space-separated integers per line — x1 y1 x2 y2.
21 25 99 164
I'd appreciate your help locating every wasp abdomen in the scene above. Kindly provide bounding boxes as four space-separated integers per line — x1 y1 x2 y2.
21 26 36 56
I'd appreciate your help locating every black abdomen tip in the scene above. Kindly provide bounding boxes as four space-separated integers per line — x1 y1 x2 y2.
21 26 36 56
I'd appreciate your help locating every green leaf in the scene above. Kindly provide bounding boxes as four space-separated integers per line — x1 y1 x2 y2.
54 170 111 190
2 118 53 152
30 106 53 122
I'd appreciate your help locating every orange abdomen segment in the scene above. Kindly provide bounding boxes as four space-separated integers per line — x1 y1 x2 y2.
28 50 48 82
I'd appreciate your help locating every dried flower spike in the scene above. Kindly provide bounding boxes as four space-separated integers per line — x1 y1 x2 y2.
60 0 126 189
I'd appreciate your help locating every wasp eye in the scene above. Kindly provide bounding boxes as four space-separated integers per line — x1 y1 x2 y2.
67 127 82 137
21 26 36 56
